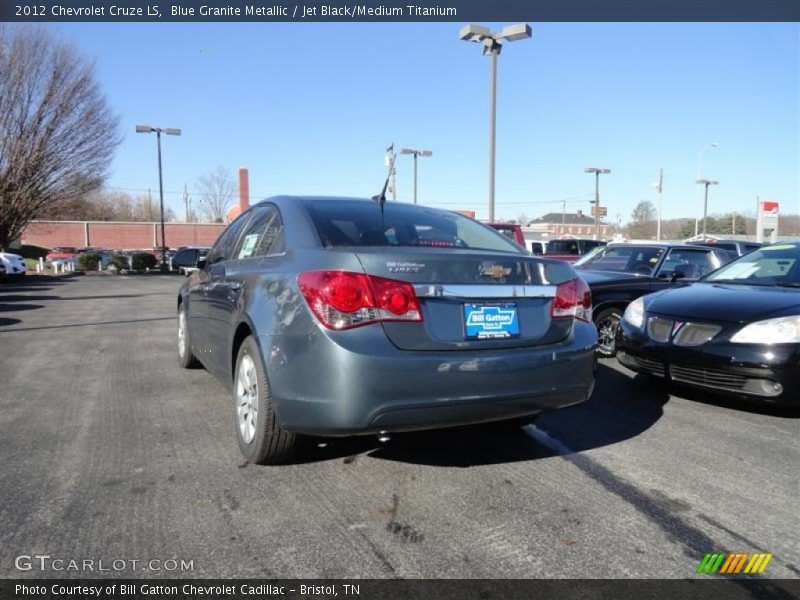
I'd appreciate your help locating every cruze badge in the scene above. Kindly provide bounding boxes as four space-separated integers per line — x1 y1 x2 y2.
481 265 511 278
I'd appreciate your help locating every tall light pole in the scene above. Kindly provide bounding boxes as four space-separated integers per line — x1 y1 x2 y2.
584 167 610 240
136 125 181 272
696 179 719 238
653 168 664 241
400 148 432 204
695 143 718 236
460 23 532 222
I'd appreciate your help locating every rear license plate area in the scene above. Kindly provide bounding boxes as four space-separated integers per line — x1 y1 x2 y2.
463 302 519 339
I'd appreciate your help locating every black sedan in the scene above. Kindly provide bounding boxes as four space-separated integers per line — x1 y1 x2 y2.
617 242 800 405
573 243 735 356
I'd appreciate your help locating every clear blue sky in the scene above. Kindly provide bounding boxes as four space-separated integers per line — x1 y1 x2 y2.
57 22 800 223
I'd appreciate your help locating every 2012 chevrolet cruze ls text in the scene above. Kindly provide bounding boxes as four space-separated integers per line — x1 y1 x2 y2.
173 197 597 464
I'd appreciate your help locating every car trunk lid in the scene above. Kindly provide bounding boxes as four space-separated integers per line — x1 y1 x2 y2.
353 248 577 351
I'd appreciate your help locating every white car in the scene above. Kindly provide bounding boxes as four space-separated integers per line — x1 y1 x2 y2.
0 252 26 277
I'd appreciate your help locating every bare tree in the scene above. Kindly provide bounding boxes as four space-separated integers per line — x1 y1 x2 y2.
196 166 235 223
0 26 121 249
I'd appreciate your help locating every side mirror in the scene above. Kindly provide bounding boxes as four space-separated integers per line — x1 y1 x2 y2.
197 257 207 270
671 265 690 282
172 249 200 268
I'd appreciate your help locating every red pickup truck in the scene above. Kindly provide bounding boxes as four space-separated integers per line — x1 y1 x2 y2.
487 223 525 246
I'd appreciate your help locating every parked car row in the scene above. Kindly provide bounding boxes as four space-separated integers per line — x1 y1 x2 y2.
162 195 797 465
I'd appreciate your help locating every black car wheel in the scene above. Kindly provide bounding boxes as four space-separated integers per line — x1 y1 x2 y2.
595 307 623 357
234 336 298 465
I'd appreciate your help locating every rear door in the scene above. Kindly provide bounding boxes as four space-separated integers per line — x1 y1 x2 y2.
192 211 252 373
652 247 718 293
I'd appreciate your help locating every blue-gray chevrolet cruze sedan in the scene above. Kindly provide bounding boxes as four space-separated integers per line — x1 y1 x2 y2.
172 197 597 464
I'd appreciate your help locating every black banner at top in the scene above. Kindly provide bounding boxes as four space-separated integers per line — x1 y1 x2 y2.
0 0 799 22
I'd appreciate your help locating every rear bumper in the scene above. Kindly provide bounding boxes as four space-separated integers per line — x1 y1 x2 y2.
261 321 597 435
617 322 800 405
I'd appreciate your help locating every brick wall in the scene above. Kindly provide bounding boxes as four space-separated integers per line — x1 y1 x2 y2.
21 221 226 250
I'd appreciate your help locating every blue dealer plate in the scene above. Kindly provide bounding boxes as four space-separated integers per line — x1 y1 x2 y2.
463 302 520 339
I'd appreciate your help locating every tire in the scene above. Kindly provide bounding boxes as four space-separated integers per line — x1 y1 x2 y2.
595 307 623 357
177 303 201 368
233 336 298 465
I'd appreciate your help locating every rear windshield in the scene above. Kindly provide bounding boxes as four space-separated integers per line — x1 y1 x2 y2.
303 200 524 254
547 240 581 254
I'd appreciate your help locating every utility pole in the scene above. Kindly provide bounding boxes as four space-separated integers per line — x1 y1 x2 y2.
561 199 566 236
182 183 190 222
732 212 736 234
584 167 610 240
654 168 664 241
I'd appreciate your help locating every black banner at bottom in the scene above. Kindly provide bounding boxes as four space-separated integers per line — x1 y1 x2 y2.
2 579 799 600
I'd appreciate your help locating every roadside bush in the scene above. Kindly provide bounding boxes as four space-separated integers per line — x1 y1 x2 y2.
131 252 157 271
109 254 130 272
78 252 101 271
18 245 50 259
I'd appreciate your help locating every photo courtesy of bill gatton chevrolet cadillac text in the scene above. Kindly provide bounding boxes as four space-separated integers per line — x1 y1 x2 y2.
172 196 598 464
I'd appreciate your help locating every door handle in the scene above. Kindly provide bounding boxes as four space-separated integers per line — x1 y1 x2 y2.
209 280 242 291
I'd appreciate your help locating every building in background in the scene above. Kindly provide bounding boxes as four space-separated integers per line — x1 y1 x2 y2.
526 209 613 238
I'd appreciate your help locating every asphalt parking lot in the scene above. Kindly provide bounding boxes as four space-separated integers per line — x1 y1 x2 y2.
1 274 798 579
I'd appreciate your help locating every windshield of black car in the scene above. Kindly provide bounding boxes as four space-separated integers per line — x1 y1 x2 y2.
576 245 665 274
303 200 525 254
703 245 800 286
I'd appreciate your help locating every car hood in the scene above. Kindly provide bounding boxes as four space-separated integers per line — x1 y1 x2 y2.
577 269 649 286
645 282 800 323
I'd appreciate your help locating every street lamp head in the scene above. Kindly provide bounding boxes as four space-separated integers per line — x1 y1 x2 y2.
459 24 491 42
419 150 433 157
400 148 414 155
498 23 532 42
696 179 719 185
135 125 153 133
710 142 718 147
165 128 181 136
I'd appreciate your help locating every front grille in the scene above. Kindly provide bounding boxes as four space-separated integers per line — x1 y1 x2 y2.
669 365 747 390
673 323 722 347
647 316 673 342
633 355 665 377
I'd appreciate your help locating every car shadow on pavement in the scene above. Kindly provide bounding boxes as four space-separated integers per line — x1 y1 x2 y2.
0 303 45 313
0 317 22 327
289 362 670 468
0 295 59 302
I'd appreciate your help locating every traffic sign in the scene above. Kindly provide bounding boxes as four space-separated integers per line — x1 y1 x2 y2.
591 206 608 217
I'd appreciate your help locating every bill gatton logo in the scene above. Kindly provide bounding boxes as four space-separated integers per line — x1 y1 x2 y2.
696 552 774 574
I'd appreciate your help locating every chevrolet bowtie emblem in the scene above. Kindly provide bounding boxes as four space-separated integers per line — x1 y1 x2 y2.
481 265 512 278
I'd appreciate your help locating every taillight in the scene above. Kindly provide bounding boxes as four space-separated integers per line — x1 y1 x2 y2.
550 277 592 322
297 271 423 330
